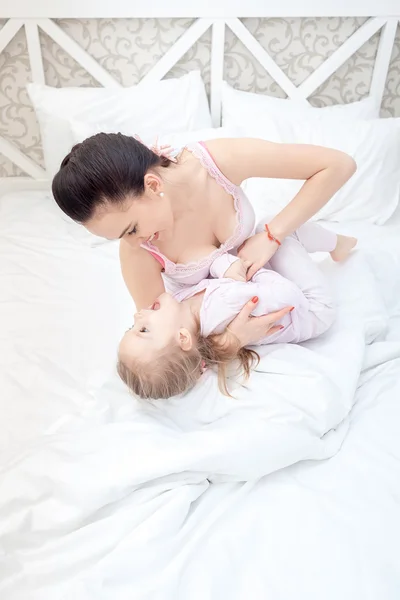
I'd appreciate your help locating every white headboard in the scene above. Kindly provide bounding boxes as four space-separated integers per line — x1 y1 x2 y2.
1 0 399 188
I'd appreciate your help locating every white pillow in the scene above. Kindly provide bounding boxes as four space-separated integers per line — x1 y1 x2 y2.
70 122 235 151
221 81 379 129
27 71 211 177
241 116 400 224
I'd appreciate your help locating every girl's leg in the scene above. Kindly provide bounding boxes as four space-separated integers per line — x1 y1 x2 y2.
255 220 336 294
295 221 357 261
255 223 336 338
266 232 332 308
295 221 337 253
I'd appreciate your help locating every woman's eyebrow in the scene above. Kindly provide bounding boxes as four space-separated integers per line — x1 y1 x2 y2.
119 223 132 239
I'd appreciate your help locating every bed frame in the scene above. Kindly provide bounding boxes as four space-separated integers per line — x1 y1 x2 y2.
1 0 399 193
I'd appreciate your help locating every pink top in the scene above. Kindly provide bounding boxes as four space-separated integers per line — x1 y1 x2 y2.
140 141 256 294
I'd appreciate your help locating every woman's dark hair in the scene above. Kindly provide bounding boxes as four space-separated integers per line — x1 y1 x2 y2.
52 132 171 223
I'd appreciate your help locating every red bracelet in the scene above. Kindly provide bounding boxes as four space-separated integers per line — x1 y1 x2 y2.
264 224 281 246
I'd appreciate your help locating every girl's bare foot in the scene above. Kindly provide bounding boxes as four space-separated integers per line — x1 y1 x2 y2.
330 234 357 262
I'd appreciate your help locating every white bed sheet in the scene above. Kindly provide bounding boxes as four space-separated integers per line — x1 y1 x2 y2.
0 190 400 599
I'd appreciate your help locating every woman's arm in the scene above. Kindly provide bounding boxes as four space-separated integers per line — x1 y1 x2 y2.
119 241 165 310
214 301 293 351
205 138 356 278
206 137 356 237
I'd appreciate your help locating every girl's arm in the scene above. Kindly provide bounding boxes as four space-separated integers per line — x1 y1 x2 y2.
119 242 165 310
210 253 250 282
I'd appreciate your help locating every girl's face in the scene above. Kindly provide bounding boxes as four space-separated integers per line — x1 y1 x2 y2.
83 174 174 248
119 293 196 364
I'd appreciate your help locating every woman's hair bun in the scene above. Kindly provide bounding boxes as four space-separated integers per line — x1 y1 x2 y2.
60 143 82 169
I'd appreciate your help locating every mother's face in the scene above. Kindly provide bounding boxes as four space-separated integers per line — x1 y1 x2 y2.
84 189 174 248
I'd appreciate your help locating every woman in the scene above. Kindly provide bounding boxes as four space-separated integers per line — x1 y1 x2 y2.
52 133 356 348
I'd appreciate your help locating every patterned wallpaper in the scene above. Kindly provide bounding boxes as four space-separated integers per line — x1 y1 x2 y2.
0 17 399 177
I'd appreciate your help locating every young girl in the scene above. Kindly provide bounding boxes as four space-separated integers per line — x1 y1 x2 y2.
117 221 356 399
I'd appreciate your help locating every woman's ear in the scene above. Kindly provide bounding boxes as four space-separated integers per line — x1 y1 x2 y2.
178 328 193 352
144 172 162 195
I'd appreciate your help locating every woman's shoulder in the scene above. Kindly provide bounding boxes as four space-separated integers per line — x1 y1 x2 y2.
180 139 243 187
197 138 252 185
201 137 290 184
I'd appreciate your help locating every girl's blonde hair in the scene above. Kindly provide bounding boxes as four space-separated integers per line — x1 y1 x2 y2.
117 331 259 400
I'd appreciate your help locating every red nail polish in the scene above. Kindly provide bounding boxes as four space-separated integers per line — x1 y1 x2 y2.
290 306 295 312
279 325 284 330
252 296 259 304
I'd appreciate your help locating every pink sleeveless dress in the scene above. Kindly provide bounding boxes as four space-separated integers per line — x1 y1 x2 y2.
140 141 256 294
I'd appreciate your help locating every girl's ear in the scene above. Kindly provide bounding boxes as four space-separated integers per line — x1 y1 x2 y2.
178 328 193 351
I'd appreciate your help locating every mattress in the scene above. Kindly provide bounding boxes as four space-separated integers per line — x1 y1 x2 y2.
0 189 399 600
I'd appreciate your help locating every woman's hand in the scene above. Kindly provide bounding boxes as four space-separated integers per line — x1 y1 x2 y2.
221 299 293 349
238 232 280 280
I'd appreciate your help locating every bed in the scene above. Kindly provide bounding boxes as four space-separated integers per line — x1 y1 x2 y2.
1 3 400 599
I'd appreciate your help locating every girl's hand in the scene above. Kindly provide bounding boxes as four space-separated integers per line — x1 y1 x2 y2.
134 134 178 162
150 141 178 163
224 299 292 348
223 259 251 282
238 231 280 280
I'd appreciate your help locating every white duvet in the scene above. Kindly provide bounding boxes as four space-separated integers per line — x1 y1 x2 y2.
0 191 400 600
